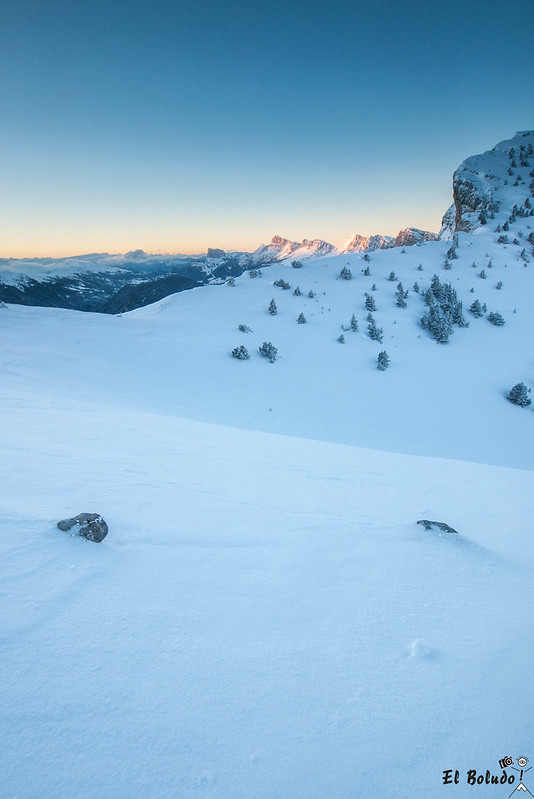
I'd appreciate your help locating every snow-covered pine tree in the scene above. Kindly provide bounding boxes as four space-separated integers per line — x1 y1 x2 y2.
377 350 390 371
259 342 278 362
268 299 278 315
367 314 384 343
469 299 483 317
488 311 505 326
507 382 531 407
231 345 250 360
395 282 407 308
364 293 376 312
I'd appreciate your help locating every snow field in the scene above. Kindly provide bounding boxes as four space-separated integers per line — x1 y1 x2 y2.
1 391 533 797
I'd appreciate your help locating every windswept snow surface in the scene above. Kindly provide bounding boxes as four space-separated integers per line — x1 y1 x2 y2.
1 392 533 798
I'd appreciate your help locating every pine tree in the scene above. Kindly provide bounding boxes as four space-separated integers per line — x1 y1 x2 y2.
340 266 352 280
291 260 303 268
364 293 376 312
350 314 359 331
371 283 377 291
388 271 396 281
413 281 420 293
496 281 503 290
268 299 278 315
232 345 250 360
507 382 531 407
469 299 483 317
479 269 486 279
421 304 452 343
273 278 291 289
259 341 278 362
367 314 384 343
488 311 505 326
238 324 252 333
297 312 307 324
395 282 407 308
362 266 371 276
308 290 315 298
377 350 390 371
337 334 345 343
293 286 301 296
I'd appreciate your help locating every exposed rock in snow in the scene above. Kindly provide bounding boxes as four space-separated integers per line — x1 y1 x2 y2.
57 513 109 542
394 228 439 247
417 519 458 534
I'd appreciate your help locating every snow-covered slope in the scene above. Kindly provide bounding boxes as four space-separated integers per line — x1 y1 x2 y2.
1 395 532 798
1 130 533 798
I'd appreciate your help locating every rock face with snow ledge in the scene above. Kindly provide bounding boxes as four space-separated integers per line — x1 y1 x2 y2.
440 130 534 237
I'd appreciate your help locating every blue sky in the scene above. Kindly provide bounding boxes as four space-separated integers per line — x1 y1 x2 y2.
1 0 533 256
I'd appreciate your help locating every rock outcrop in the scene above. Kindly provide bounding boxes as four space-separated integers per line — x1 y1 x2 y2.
440 130 534 237
394 228 439 247
57 513 109 542
417 519 458 534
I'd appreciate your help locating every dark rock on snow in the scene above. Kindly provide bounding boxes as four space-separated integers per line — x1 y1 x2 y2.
57 513 109 542
417 519 458 534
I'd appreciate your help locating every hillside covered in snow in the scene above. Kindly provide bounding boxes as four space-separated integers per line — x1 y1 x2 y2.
1 131 533 798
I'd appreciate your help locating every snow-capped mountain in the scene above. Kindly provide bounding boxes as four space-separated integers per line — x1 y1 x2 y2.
336 232 395 252
1 130 534 798
251 235 335 263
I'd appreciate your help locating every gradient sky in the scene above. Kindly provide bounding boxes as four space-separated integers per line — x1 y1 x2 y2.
1 0 533 257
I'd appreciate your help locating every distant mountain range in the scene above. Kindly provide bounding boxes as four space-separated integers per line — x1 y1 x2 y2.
0 226 439 313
